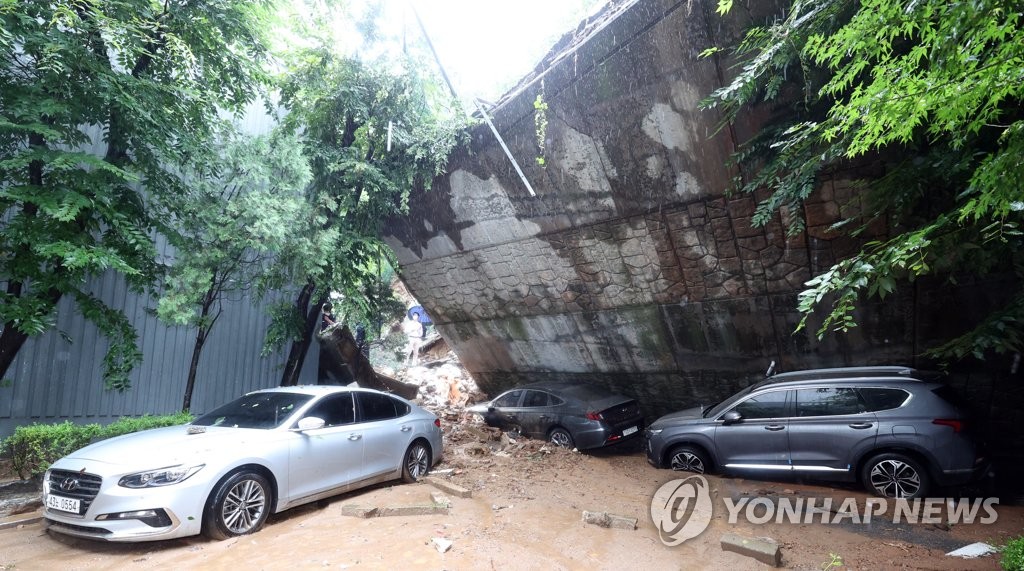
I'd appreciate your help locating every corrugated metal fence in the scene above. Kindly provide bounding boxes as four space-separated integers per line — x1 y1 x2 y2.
0 264 318 438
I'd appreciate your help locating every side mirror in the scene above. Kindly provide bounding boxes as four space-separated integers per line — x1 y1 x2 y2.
487 406 496 413
721 410 742 425
296 416 326 431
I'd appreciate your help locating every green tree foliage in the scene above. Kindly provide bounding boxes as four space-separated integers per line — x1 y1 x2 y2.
265 44 465 385
707 0 1024 360
155 128 309 410
0 0 275 388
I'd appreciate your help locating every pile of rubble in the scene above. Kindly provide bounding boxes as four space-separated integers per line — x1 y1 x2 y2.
386 330 580 465
390 335 487 416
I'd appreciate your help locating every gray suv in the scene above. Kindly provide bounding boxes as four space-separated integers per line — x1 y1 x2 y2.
644 365 988 498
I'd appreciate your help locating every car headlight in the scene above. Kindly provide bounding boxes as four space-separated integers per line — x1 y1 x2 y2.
118 464 205 488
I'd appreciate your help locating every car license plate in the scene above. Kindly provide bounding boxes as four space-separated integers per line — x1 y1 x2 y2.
46 494 81 514
622 426 638 436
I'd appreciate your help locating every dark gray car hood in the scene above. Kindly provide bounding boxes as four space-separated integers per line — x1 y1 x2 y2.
650 406 705 428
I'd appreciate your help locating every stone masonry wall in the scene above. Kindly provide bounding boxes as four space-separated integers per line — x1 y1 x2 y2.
383 0 1019 436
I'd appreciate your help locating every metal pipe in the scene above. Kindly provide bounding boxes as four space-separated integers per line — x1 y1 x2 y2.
406 1 537 197
474 99 536 197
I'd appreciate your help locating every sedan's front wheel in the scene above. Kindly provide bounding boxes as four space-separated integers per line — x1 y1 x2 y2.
203 471 271 540
402 441 431 483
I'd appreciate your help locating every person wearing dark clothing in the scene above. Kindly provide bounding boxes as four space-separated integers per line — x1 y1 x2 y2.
355 323 369 359
321 302 336 332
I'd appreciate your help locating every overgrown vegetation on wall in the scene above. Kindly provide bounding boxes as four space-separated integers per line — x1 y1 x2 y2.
707 0 1024 362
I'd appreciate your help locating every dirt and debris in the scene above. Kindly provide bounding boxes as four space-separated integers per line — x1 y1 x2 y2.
3 350 1023 569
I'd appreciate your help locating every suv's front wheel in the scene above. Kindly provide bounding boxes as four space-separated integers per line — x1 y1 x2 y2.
667 445 710 474
861 453 930 499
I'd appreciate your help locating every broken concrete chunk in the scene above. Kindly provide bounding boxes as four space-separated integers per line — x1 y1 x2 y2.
430 491 451 507
720 533 782 567
340 505 378 518
431 537 453 553
423 476 473 498
581 511 637 530
606 514 638 530
946 542 998 559
377 504 449 517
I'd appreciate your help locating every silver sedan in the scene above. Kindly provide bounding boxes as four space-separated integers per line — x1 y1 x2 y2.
42 386 443 542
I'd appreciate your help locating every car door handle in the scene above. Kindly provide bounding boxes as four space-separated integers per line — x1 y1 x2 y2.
848 422 874 429
764 425 785 431
400 426 412 432
348 434 362 441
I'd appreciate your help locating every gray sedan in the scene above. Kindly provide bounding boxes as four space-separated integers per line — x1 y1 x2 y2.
468 381 644 450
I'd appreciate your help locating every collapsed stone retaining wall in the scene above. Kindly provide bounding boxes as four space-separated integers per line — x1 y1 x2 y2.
383 0 1019 439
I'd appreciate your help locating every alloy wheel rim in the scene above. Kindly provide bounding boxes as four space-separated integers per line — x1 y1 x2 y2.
869 459 921 498
408 445 428 479
671 452 705 474
223 479 266 533
550 431 572 447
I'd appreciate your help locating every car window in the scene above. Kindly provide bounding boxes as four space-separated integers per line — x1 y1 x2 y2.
731 390 788 419
303 393 355 427
493 390 523 408
523 390 551 407
705 384 758 418
795 387 866 416
858 387 910 412
356 392 409 422
193 392 313 429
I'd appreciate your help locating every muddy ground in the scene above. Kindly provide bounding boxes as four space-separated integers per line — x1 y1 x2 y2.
1 417 1022 570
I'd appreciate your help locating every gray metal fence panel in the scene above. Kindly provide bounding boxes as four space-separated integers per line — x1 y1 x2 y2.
0 267 318 438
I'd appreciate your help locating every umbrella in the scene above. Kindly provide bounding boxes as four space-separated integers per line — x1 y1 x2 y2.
407 305 433 325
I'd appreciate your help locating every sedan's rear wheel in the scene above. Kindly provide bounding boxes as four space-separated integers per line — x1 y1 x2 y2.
549 427 574 448
402 441 431 483
861 453 929 499
203 471 271 540
668 445 709 474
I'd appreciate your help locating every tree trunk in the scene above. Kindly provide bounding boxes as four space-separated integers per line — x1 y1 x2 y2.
181 326 208 412
279 281 325 386
181 283 225 411
318 326 419 399
0 326 31 383
0 134 59 381
0 286 63 382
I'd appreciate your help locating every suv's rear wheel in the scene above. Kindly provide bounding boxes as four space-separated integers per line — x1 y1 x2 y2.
861 453 929 499
668 445 709 474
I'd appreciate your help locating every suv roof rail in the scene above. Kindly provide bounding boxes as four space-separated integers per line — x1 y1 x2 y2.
769 366 939 382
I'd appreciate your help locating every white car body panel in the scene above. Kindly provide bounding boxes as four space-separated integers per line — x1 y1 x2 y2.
42 386 442 542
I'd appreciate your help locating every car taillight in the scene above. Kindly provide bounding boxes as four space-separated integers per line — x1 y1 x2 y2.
434 418 441 428
585 411 603 421
933 419 964 433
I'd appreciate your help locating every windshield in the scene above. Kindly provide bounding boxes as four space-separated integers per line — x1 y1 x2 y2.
192 392 313 429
